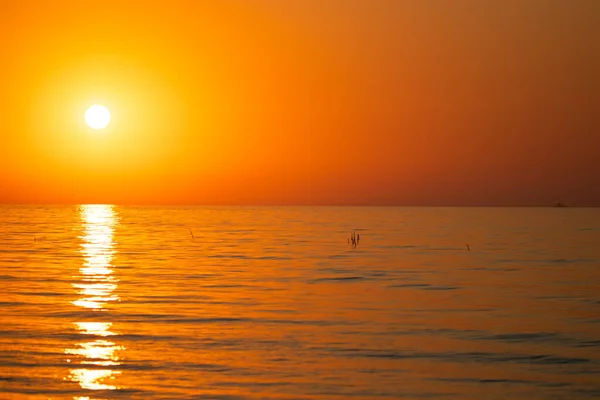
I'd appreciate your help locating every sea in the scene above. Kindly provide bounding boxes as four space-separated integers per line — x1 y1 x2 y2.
1 205 599 399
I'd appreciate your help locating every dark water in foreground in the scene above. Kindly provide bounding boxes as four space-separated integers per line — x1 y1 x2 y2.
1 206 599 399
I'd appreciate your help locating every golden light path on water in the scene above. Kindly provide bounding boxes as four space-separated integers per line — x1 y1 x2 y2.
65 205 124 393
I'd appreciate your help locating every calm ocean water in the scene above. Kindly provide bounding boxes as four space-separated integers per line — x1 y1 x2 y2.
1 205 599 399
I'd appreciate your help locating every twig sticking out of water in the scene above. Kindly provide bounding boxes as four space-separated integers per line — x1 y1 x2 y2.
348 231 359 248
189 230 196 240
466 244 470 251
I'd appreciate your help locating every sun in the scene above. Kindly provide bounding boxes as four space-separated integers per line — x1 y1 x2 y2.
85 105 111 130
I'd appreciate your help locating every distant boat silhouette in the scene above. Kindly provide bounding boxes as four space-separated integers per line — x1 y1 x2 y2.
554 202 567 208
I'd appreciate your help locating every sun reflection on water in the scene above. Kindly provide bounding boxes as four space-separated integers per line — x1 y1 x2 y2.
66 205 124 394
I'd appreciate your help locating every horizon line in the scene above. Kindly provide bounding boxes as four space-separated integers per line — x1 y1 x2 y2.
0 203 597 208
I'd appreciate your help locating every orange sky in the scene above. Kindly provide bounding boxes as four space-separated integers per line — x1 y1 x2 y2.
1 0 599 205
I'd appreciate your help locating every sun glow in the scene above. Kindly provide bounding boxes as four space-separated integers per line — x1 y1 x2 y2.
85 105 111 130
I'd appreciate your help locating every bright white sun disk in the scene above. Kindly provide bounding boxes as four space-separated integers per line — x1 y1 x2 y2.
85 105 111 130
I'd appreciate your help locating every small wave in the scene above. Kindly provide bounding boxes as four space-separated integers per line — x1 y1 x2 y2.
0 301 27 307
389 283 429 288
183 273 220 279
317 267 358 274
468 331 600 347
407 308 495 314
451 352 590 365
327 254 351 259
328 348 592 365
573 389 600 397
0 385 143 396
469 331 600 349
388 283 458 291
199 283 257 288
575 340 600 348
393 269 440 274
429 377 571 388
207 254 291 260
486 332 561 342
17 291 68 297
463 267 518 272
123 315 253 324
498 258 595 264
207 254 248 259
416 246 467 251
422 285 459 291
365 271 389 277
255 255 292 260
309 276 365 283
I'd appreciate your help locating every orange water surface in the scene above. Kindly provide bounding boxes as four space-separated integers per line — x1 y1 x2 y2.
1 206 599 399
